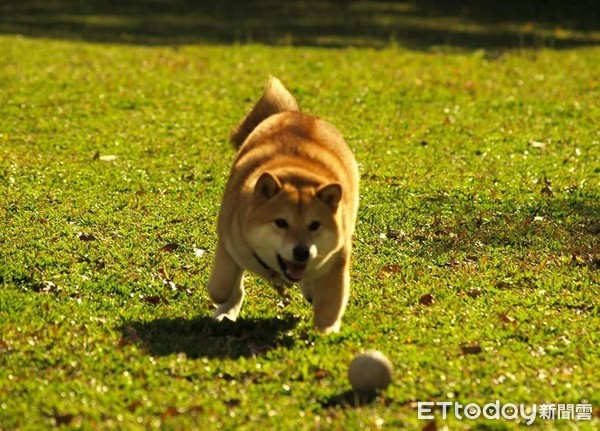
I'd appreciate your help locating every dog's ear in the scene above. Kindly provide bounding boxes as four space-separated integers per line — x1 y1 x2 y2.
316 183 342 211
254 172 282 201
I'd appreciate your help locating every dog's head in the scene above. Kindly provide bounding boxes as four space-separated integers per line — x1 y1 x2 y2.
243 172 342 283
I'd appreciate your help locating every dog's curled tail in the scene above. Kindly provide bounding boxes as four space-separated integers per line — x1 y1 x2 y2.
230 76 300 148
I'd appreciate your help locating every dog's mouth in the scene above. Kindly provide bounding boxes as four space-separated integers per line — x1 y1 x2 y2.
277 254 306 282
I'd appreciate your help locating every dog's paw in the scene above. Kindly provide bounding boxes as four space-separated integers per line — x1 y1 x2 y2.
314 321 341 334
212 304 240 322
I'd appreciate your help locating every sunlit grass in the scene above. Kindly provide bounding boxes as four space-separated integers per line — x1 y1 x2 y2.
0 35 599 429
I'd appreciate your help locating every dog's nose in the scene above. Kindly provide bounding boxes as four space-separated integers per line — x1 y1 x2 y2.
293 245 310 262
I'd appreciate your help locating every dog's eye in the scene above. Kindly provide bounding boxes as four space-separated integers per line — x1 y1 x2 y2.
308 221 321 231
274 219 289 229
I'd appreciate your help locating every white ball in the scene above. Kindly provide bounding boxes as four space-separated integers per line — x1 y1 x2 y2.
348 350 393 393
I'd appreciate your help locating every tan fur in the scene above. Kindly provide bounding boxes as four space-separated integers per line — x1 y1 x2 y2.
207 77 359 333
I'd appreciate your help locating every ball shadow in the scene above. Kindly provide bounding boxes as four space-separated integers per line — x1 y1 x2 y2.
320 389 389 409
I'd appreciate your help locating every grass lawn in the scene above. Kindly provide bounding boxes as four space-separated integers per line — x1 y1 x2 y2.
1 15 599 430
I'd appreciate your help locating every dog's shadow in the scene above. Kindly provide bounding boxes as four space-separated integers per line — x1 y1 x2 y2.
121 314 298 359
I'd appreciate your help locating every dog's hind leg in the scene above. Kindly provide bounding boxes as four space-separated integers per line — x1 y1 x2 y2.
207 241 245 322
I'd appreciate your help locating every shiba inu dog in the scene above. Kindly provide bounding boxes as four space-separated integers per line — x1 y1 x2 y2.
207 77 359 333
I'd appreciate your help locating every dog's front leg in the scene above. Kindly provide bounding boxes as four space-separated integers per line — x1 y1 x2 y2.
207 241 245 322
299 280 314 304
311 259 349 334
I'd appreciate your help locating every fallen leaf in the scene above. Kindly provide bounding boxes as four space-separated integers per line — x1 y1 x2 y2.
126 401 143 412
187 406 205 415
384 229 405 241
378 264 402 279
443 115 456 125
165 280 193 296
33 281 59 294
140 294 162 305
461 344 483 355
161 243 179 252
571 252 600 268
194 248 207 257
314 369 331 380
78 232 96 241
465 288 483 298
219 372 235 381
540 185 554 197
495 280 513 289
52 413 74 426
501 314 518 325
422 420 437 431
224 398 241 407
161 405 204 419
540 177 554 197
158 270 193 295
162 406 183 419
419 293 435 306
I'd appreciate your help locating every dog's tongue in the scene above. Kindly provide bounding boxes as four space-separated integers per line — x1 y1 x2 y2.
286 262 306 281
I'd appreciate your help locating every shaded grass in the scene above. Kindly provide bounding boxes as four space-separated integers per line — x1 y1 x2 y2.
0 36 599 429
1 0 599 49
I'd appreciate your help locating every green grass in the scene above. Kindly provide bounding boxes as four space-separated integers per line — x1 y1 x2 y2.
1 33 599 430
